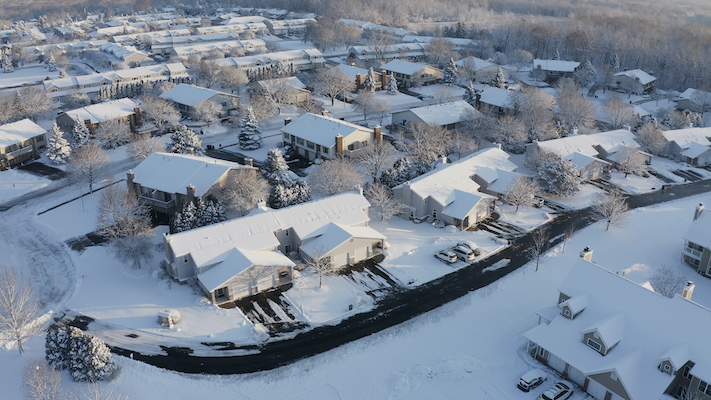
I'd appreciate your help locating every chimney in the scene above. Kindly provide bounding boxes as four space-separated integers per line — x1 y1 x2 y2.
694 203 704 220
164 232 171 243
354 185 363 195
682 281 695 300
284 118 292 125
84 119 94 136
256 198 267 210
381 70 387 89
336 134 343 156
580 246 593 262
134 106 143 126
187 184 196 204
475 93 481 109
440 155 447 164
126 169 136 194
356 73 362 89
374 125 382 143
244 157 253 167
322 110 330 117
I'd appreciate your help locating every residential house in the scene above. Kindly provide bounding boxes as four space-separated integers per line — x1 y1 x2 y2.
392 146 517 229
472 168 527 199
391 100 482 130
56 98 143 134
281 113 380 161
43 63 189 100
110 28 191 46
613 69 656 94
477 86 515 114
402 35 474 51
210 49 325 72
677 88 711 113
162 189 385 303
661 127 711 165
195 22 267 36
264 18 315 36
682 203 711 276
379 60 441 88
99 43 151 67
127 152 256 221
332 64 384 91
525 256 711 400
21 40 107 61
159 84 239 119
525 129 645 181
348 43 428 62
456 56 511 83
532 59 581 83
250 76 311 104
0 119 47 169
170 39 266 58
151 34 265 55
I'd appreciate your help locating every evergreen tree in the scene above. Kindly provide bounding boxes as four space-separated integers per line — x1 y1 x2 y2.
45 326 117 382
195 199 227 227
238 106 263 150
263 148 293 186
442 58 457 85
613 53 620 72
364 67 378 92
170 201 197 233
169 125 203 155
58 68 68 78
553 49 560 60
574 60 597 87
263 148 311 208
46 53 57 71
464 81 477 106
536 154 582 196
46 123 71 164
493 67 506 89
45 325 72 371
72 118 91 147
380 157 427 188
2 54 13 73
386 71 398 95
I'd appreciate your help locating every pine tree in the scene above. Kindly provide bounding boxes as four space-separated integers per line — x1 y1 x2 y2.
380 157 425 188
263 148 312 208
72 118 91 147
58 68 68 78
364 67 378 92
46 123 71 164
195 199 227 227
238 106 263 150
45 326 117 382
574 60 597 87
536 155 582 196
443 58 457 85
263 148 293 186
169 125 203 155
493 67 506 89
553 49 560 60
386 71 398 95
613 53 620 72
2 54 13 73
464 81 477 106
46 53 57 71
45 325 72 371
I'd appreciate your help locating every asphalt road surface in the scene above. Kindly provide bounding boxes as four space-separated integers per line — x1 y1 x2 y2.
96 179 711 374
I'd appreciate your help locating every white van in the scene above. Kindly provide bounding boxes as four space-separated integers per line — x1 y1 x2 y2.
517 369 547 392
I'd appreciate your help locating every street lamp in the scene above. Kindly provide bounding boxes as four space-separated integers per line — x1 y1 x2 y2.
432 222 436 244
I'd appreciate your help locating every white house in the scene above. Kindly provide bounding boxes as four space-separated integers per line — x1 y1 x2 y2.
210 49 325 72
532 59 580 82
661 127 711 165
379 59 441 88
677 88 711 113
0 119 47 169
477 86 515 114
391 100 482 130
682 203 711 275
525 257 711 400
613 69 656 94
56 98 142 133
456 56 511 83
159 84 240 118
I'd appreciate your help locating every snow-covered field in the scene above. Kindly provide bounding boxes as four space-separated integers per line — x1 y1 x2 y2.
0 64 59 89
0 168 50 202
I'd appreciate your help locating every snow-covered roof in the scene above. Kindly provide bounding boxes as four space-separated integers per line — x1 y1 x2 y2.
100 43 149 60
481 169 522 195
61 98 140 124
478 86 515 109
398 100 481 126
379 60 431 76
559 293 589 315
300 223 385 258
402 35 473 47
167 192 372 260
684 207 711 249
332 64 368 80
209 49 324 70
43 63 187 95
455 56 496 71
395 147 517 206
198 248 294 291
662 127 711 148
254 76 307 91
441 190 492 220
680 141 711 159
533 129 640 158
659 344 690 371
132 152 250 197
679 88 711 101
0 119 46 148
525 259 711 400
614 69 656 85
533 59 580 72
565 151 609 170
159 84 229 107
281 113 371 149
338 19 373 28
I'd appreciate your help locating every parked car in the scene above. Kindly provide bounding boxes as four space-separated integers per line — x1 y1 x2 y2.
517 369 547 392
539 381 573 400
434 250 457 264
450 245 475 261
535 198 545 208
457 242 482 257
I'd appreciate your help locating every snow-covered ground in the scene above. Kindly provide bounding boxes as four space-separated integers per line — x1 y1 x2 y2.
0 168 50 202
0 64 59 89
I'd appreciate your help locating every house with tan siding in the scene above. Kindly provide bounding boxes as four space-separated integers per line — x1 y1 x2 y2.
0 119 47 170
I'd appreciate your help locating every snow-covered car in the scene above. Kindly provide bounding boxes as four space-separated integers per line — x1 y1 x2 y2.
434 250 457 264
517 369 547 392
535 198 545 208
539 381 573 400
456 242 482 257
450 245 475 261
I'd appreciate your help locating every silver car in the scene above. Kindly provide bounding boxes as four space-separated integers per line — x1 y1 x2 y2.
539 381 573 400
451 245 475 261
434 250 457 264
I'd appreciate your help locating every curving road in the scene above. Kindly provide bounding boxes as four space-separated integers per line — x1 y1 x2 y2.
88 179 711 374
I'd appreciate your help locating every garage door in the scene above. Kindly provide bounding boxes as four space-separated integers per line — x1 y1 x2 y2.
586 377 609 400
568 366 585 387
547 354 567 375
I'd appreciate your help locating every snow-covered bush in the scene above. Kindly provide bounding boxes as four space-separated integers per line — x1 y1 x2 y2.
45 326 118 382
536 155 582 196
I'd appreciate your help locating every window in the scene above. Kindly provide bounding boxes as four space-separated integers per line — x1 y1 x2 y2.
296 137 304 145
216 288 224 296
36 136 44 142
432 210 437 218
283 133 290 140
664 364 671 372
38 145 46 151
322 147 329 155
683 366 691 378
184 257 188 263
306 141 315 149
698 381 708 394
586 338 602 352
564 309 571 317
538 347 545 357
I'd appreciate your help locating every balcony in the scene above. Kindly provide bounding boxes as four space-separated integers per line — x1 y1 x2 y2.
139 194 176 210
2 146 33 160
683 246 703 259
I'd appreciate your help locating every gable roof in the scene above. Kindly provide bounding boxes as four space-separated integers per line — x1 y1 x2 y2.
159 84 231 107
614 69 656 85
662 127 711 148
455 56 496 71
533 129 640 159
281 113 371 148
478 86 515 109
533 59 580 72
684 207 711 249
559 293 589 315
300 222 385 257
131 152 250 197
0 119 46 148
61 98 140 124
198 248 294 292
659 344 690 371
441 190 493 220
399 100 482 126
581 313 625 350
379 59 431 75
680 141 711 159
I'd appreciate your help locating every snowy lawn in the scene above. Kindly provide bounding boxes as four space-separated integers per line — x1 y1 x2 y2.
542 183 606 209
409 83 466 99
0 168 50 202
36 188 103 240
497 203 554 230
0 64 59 89
607 171 665 194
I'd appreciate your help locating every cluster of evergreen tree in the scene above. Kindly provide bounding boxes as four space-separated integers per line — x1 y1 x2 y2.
96 77 192 102
169 125 203 155
72 117 91 147
442 58 457 85
263 148 311 209
46 325 117 382
170 198 227 233
380 158 431 188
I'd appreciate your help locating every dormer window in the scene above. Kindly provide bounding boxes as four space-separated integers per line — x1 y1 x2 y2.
564 309 571 317
664 364 671 372
587 338 602 352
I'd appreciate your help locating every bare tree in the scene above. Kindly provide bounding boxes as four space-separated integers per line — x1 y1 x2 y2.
303 248 332 288
431 86 457 104
357 139 395 182
67 382 129 400
425 37 458 67
307 158 364 197
493 115 528 153
366 30 394 60
68 141 110 194
140 95 182 134
191 100 222 127
196 61 221 88
218 169 270 216
23 360 63 400
562 224 575 253
353 90 388 121
649 265 686 298
512 86 557 141
601 96 637 129
527 227 550 272
258 78 296 115
591 189 629 231
504 175 537 212
448 129 479 161
336 22 361 49
690 89 711 118
127 133 165 162
216 67 248 94
635 123 666 155
509 49 533 71
395 122 451 166
315 68 356 106
0 266 40 353
615 147 648 177
95 119 131 150
13 86 57 122
365 182 403 221
247 95 277 124
556 77 597 133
